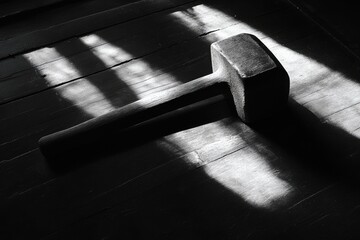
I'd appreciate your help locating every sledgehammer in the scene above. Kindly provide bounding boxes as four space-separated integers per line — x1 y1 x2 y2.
39 33 289 159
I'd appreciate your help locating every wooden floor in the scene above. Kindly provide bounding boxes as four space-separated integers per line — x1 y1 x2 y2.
287 0 360 62
2 0 360 239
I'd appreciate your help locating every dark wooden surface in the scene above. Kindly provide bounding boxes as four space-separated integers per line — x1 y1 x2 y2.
287 0 360 62
0 0 72 20
2 0 360 239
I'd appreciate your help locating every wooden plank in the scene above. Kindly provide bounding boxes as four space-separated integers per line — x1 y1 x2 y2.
0 0 197 59
0 0 138 40
287 0 360 62
0 0 69 20
0 3 299 105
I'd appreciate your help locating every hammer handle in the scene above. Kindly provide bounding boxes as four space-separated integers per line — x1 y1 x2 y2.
39 73 226 159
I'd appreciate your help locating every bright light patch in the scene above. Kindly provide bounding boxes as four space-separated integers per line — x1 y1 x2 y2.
170 4 270 43
24 46 65 67
271 44 360 138
204 147 293 209
170 4 235 33
25 47 115 117
81 34 181 98
81 34 133 67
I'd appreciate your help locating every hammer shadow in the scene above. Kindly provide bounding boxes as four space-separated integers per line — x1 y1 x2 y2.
249 98 360 185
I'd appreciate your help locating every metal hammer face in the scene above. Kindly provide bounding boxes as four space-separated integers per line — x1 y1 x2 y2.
39 33 289 161
211 34 289 123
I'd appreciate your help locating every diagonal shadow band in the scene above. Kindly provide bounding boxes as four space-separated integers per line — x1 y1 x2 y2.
251 98 360 185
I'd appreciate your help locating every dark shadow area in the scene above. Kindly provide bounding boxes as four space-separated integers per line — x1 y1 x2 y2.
0 0 137 39
0 0 87 25
54 38 139 108
287 0 360 60
250 98 360 185
50 154 297 240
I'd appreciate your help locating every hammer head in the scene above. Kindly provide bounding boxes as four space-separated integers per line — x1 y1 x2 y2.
211 33 289 123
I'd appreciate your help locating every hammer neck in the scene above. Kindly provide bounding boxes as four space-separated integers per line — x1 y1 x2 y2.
192 69 226 86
